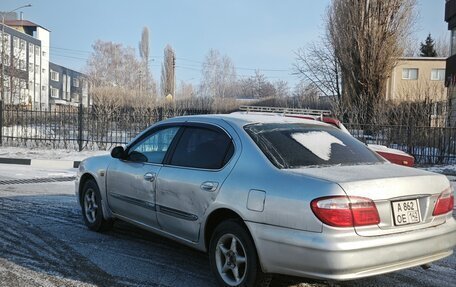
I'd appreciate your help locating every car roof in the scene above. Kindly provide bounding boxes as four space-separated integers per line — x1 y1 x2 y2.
161 112 330 129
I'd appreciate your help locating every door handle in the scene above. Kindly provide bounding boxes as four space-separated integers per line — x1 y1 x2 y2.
201 181 218 192
144 172 156 182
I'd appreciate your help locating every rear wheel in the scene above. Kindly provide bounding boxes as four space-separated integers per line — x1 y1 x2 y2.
81 179 113 231
209 220 271 287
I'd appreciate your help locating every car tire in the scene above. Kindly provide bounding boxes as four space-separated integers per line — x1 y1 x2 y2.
81 179 113 232
209 220 271 287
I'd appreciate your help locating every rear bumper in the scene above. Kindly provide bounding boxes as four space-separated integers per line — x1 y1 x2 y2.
246 217 456 280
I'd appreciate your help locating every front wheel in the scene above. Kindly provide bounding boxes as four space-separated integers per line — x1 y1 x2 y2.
81 179 113 231
209 220 270 287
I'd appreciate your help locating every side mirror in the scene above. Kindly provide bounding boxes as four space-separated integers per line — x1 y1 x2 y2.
111 146 125 159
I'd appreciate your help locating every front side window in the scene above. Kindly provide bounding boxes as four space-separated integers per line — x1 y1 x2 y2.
129 126 180 163
245 123 384 169
402 68 418 80
170 127 234 169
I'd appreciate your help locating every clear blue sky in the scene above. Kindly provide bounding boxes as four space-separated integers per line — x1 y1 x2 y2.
2 0 449 87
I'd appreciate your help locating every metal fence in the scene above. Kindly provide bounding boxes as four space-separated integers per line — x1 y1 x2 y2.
0 101 211 151
1 102 456 165
346 124 456 165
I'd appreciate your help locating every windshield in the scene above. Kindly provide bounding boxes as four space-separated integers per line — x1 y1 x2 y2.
245 123 384 169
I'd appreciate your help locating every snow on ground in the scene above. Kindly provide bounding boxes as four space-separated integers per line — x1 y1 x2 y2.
0 147 109 161
0 162 454 287
420 164 456 176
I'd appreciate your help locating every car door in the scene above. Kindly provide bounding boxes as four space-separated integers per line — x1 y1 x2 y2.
156 124 235 242
106 126 181 227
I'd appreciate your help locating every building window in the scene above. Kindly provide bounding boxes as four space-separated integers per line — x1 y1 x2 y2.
50 70 59 81
72 78 79 87
42 50 46 57
66 76 71 100
35 46 40 55
402 68 418 80
35 64 40 74
2 54 10 66
19 59 26 71
29 43 34 55
50 87 59 98
19 39 26 50
431 69 445 81
13 37 18 49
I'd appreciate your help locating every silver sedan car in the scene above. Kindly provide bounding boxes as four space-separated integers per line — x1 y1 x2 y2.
76 113 456 287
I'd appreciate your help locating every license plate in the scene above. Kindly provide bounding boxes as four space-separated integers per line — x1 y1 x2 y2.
392 199 421 226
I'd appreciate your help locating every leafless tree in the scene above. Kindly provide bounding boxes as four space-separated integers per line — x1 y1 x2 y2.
327 0 416 125
86 40 156 108
200 49 237 99
161 44 175 98
139 27 157 100
274 80 290 98
176 80 194 99
387 79 447 126
294 37 342 100
435 34 450 57
0 35 29 106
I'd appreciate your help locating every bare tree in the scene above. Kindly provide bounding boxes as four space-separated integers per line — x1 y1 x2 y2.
160 44 175 98
200 49 237 99
0 35 29 106
139 27 157 100
294 37 342 100
274 80 290 98
435 34 450 57
176 80 194 99
327 0 416 125
86 40 156 108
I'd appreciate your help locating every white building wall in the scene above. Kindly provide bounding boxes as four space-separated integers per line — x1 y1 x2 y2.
36 27 49 110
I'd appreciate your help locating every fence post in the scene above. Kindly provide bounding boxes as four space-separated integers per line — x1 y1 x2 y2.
78 103 83 151
407 125 413 155
0 100 3 146
158 107 163 121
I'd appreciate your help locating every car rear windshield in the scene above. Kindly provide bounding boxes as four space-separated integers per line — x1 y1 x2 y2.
244 123 384 169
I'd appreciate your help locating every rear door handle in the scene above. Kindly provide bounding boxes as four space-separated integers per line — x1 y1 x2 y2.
144 172 156 182
200 181 218 192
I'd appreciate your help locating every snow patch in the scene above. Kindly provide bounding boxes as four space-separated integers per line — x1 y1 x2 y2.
291 131 346 161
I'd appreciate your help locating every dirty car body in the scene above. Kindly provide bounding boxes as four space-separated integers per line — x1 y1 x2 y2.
76 113 456 286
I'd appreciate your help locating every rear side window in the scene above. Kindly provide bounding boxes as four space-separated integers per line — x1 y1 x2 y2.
245 123 383 169
170 127 234 169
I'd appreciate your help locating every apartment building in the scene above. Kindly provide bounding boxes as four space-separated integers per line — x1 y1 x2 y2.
49 62 89 108
385 57 447 127
0 17 49 109
0 13 88 110
386 57 447 102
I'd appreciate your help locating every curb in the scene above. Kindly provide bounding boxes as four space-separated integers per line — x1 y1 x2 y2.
0 157 80 169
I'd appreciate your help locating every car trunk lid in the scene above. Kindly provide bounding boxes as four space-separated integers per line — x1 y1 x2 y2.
287 163 450 236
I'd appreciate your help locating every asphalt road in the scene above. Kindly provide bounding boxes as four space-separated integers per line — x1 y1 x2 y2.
0 165 454 287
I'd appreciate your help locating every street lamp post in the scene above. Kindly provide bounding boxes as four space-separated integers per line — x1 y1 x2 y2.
1 4 32 102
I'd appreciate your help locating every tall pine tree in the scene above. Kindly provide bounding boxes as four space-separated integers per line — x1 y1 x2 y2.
420 34 437 57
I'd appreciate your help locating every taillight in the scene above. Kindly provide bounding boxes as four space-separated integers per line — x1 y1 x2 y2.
433 189 454 216
311 196 380 227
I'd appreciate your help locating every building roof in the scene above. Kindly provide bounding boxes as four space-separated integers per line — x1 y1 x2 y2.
4 19 49 31
399 57 447 61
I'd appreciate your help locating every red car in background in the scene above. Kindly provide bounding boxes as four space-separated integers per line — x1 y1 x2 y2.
239 106 415 167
